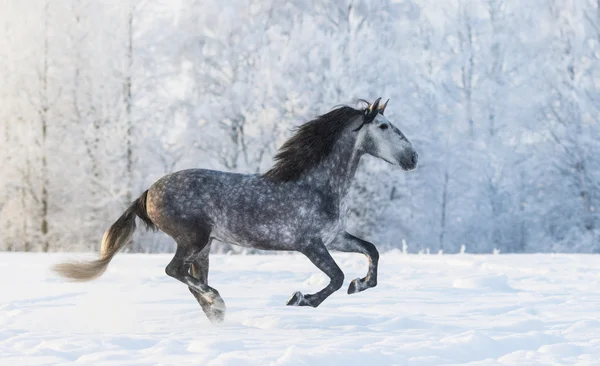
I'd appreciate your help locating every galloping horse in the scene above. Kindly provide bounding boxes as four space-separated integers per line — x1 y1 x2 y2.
54 98 418 323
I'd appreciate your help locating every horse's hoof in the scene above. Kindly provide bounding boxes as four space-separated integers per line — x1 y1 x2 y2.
286 292 319 307
348 277 377 294
200 291 226 324
206 308 225 324
286 291 304 306
210 295 226 312
348 278 360 294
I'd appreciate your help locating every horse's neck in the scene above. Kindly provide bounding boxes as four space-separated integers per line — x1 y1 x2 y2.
302 132 362 202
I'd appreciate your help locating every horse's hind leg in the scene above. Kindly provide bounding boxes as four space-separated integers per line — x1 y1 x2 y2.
287 239 344 308
327 232 379 294
165 240 225 323
188 241 225 323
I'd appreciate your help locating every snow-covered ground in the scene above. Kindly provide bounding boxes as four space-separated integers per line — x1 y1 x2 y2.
1 252 599 365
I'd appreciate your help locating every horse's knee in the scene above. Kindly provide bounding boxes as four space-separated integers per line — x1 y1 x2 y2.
331 269 344 290
165 260 181 279
370 245 379 263
363 241 379 263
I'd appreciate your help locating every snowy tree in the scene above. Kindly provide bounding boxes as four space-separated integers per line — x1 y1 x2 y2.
1 0 599 253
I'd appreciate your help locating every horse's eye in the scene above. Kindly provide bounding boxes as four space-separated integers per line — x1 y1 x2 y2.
379 124 388 130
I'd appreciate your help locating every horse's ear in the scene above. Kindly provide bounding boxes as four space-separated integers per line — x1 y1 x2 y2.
357 98 381 130
379 99 389 114
369 97 382 112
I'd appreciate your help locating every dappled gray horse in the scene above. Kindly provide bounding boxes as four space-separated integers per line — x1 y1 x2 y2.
54 98 418 323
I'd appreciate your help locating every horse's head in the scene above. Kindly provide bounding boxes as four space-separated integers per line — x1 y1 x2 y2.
356 98 418 171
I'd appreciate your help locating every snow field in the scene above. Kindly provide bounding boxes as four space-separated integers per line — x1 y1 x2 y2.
1 252 599 365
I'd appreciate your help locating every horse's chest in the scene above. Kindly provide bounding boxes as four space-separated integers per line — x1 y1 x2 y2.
320 220 344 246
321 200 349 245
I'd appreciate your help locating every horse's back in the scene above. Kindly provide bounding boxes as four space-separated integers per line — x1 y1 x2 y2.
145 168 337 249
145 169 247 236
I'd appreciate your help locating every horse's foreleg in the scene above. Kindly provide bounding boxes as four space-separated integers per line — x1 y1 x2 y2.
187 241 225 324
166 243 225 323
287 241 344 307
327 232 379 294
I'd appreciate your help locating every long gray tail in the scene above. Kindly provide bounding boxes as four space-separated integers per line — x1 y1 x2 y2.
53 191 155 281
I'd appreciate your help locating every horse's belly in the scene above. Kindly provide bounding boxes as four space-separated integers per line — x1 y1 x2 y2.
210 225 299 251
211 217 345 252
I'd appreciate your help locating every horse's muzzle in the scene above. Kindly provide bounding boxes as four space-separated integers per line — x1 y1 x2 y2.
399 150 418 171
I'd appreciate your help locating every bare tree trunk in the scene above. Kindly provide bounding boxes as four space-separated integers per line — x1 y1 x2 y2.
122 6 136 251
21 176 30 252
465 28 474 139
487 1 501 140
518 171 526 251
124 8 134 205
439 170 449 251
459 3 475 139
1 114 9 251
40 1 50 252
575 160 594 231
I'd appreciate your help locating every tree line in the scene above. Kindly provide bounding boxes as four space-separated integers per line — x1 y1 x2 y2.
1 0 599 253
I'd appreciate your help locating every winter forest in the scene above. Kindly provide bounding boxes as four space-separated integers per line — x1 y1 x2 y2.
1 0 599 254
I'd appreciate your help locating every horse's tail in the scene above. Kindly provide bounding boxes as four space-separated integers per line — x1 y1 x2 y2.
53 190 156 281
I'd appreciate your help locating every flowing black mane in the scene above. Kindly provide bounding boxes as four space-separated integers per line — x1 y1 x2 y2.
263 106 365 182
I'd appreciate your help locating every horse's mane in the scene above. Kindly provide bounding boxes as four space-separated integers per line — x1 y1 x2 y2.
263 105 366 182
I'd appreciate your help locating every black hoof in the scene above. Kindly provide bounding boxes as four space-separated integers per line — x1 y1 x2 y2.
206 308 225 324
200 292 226 324
286 291 318 307
286 291 304 306
348 278 360 294
348 277 376 294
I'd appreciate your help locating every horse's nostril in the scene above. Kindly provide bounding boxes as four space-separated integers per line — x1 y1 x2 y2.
411 152 418 165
